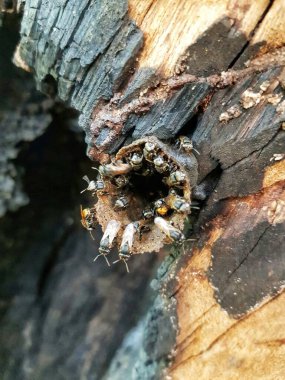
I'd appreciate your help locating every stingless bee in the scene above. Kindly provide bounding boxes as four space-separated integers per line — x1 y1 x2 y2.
112 175 130 188
153 198 169 216
81 175 105 194
153 155 170 173
94 220 121 266
166 189 191 213
114 195 129 210
154 217 185 243
98 161 132 177
140 166 155 177
80 205 97 239
163 170 186 188
129 152 143 170
113 222 139 272
142 207 154 220
143 142 157 162
177 136 200 155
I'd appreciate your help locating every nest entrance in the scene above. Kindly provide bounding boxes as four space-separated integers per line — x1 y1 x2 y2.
95 136 195 254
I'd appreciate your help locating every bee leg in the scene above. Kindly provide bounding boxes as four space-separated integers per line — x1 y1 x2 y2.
80 187 88 194
91 167 100 174
122 259 130 273
89 230 95 240
193 147 200 155
112 258 130 273
103 255 111 266
94 253 111 266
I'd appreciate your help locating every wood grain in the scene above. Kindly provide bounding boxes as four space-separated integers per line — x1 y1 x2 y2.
169 182 285 379
129 0 269 75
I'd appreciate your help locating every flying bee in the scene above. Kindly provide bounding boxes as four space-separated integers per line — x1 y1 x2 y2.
113 222 139 272
154 217 185 243
114 195 129 210
80 205 97 239
142 207 154 220
163 170 186 188
143 142 157 162
153 198 169 216
153 155 170 173
177 136 200 155
129 152 143 170
166 189 191 213
94 220 121 266
98 161 132 177
81 175 105 194
112 175 130 189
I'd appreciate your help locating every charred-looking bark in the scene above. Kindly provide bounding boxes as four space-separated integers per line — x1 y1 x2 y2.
7 0 285 379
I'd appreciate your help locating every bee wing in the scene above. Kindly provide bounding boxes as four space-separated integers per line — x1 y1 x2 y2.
102 220 121 246
121 223 137 250
82 175 90 184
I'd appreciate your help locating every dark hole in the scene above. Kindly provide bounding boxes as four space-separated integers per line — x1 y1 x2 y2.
130 166 168 202
41 74 58 97
123 161 174 222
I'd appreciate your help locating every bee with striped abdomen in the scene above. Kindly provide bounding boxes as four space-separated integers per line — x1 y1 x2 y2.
153 198 169 217
113 222 139 272
165 189 191 213
153 155 170 173
163 170 186 188
98 161 132 177
129 152 143 171
80 205 97 239
143 142 157 163
94 220 121 266
154 217 185 243
114 195 129 210
177 136 200 155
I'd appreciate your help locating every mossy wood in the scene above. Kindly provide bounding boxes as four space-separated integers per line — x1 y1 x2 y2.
14 1 285 379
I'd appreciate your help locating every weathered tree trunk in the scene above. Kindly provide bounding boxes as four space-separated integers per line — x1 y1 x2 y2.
8 1 285 379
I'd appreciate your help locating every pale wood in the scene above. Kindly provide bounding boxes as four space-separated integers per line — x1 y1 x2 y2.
251 0 285 49
169 182 285 379
129 0 270 75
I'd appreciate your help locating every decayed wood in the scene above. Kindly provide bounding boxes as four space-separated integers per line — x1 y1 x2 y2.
169 182 285 379
13 1 285 379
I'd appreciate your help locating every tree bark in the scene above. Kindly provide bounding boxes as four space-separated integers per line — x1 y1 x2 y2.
11 1 285 379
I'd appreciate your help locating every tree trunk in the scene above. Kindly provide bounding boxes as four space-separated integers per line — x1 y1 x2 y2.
9 1 285 379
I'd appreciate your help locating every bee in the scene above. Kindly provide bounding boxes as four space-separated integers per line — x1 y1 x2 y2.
166 189 191 213
177 136 200 155
98 161 132 177
112 175 130 188
153 155 170 173
143 142 157 162
81 175 105 194
80 205 97 239
153 199 169 216
154 217 185 243
114 195 129 210
142 207 154 220
140 166 155 177
163 170 186 188
94 220 121 266
113 222 139 272
129 152 143 170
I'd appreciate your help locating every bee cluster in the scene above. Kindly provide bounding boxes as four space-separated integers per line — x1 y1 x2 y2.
81 136 199 272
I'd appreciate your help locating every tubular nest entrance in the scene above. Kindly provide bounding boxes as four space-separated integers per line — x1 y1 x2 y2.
82 136 198 268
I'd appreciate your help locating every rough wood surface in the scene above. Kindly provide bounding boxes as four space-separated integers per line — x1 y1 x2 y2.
5 1 285 379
